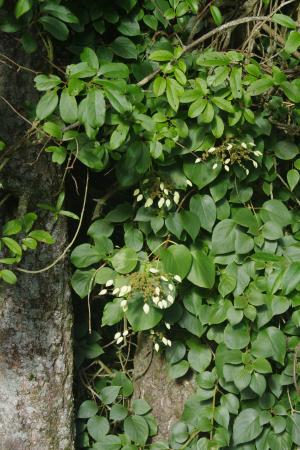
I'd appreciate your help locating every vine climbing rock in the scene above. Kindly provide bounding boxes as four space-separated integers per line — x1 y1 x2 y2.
0 34 74 450
133 334 195 442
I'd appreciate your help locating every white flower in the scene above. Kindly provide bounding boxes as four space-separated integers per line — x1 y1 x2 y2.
249 142 256 147
152 296 159 305
119 286 128 297
164 188 169 195
227 144 233 150
174 275 182 283
154 343 160 352
225 158 230 164
155 287 160 295
144 198 153 208
123 330 129 337
158 301 163 309
114 332 121 340
116 336 124 344
158 197 165 208
149 267 159 274
137 194 143 202
106 279 114 287
173 191 180 204
224 165 230 172
208 147 216 153
143 178 149 184
161 299 168 308
162 337 168 346
253 160 258 168
195 157 201 163
254 150 262 157
168 284 174 291
99 289 107 296
213 163 218 170
186 180 192 187
167 294 174 303
143 303 150 314
161 276 168 282
160 182 164 190
167 339 172 347
165 199 171 208
165 322 171 330
133 189 140 196
241 142 247 149
120 299 127 308
150 329 154 334
112 287 120 295
245 168 249 175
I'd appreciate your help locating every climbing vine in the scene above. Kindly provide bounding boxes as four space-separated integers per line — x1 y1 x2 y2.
1 0 300 449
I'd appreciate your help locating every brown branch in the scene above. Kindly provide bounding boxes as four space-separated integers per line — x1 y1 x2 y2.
262 23 300 59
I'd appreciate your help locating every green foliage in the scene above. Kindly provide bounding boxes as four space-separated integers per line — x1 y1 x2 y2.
1 0 300 448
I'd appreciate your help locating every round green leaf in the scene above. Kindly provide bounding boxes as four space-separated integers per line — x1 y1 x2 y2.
111 248 138 274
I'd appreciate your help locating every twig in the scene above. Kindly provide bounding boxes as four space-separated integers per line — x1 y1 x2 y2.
0 96 33 127
17 169 89 274
0 53 39 74
262 23 300 59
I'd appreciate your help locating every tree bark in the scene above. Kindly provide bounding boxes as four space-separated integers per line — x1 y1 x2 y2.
0 35 74 450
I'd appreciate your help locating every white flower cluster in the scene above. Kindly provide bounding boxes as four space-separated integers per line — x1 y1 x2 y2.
114 329 129 345
141 267 182 316
195 141 262 175
150 329 172 351
133 178 182 210
99 279 131 312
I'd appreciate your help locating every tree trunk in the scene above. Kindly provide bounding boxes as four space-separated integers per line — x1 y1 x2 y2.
133 334 195 442
0 35 74 450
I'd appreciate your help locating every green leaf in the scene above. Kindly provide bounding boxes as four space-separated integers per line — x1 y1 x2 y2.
86 89 106 128
251 326 286 365
285 31 300 53
1 269 17 284
212 96 234 113
28 230 55 244
59 89 78 124
212 219 236 254
70 244 102 268
233 409 262 444
124 415 149 445
168 360 189 379
287 167 298 190
161 244 192 279
78 400 98 418
143 14 158 30
111 248 138 274
126 297 162 331
15 0 32 19
36 90 59 120
99 63 129 79
188 345 212 372
190 194 216 232
87 416 109 440
250 373 266 396
153 76 166 97
281 262 300 295
210 5 223 26
2 237 22 256
149 50 173 62
71 269 95 298
248 78 273 96
230 67 242 98
272 13 297 29
273 140 299 160
166 341 186 364
187 251 215 289
260 199 292 227
2 219 22 236
196 51 230 66
180 211 200 241
188 98 207 118
110 404 128 421
39 16 69 41
224 323 250 349
118 17 140 36
102 299 123 326
183 159 222 190
111 37 137 59
100 386 121 404
291 413 300 445
166 78 180 111
132 399 152 415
